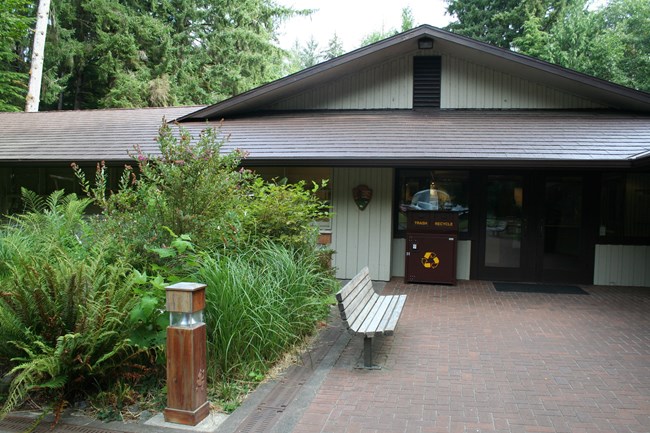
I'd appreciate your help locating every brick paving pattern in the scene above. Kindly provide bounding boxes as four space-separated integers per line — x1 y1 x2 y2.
291 280 650 433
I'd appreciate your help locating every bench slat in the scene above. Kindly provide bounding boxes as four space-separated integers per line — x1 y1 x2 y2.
341 278 375 322
357 295 394 337
347 290 381 332
339 276 373 318
376 294 407 336
335 266 370 303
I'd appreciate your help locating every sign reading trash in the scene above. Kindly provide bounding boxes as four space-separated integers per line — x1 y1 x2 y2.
405 211 458 285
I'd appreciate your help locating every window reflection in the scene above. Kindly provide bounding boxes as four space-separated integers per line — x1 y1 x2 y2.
600 172 650 240
397 170 469 234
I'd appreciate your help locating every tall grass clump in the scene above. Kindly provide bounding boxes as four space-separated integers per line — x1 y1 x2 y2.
0 190 151 420
198 241 337 384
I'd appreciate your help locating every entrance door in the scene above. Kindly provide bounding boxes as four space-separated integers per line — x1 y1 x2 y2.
477 173 594 283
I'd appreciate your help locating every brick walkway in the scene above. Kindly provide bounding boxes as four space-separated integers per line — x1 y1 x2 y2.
291 280 650 433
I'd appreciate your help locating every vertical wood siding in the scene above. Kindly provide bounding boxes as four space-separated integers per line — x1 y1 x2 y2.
441 56 602 109
267 52 603 111
271 56 413 110
594 245 650 287
331 168 393 281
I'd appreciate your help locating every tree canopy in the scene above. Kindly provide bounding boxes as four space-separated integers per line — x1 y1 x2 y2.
2 0 300 111
4 0 650 111
445 0 650 92
444 0 572 49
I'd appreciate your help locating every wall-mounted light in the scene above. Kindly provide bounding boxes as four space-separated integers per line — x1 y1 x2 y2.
418 37 434 50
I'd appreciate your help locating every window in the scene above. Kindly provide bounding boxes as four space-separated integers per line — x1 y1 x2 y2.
396 169 469 236
600 172 650 241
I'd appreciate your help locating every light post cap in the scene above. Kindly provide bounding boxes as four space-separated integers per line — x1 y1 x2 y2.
166 282 206 313
166 282 207 291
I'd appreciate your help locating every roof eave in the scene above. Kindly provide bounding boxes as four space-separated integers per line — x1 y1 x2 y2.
242 157 636 170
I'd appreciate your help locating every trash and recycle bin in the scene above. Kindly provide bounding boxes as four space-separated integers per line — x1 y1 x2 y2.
405 211 458 285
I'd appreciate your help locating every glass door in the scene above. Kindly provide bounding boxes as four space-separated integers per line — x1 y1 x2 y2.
479 174 531 281
476 173 594 283
538 175 591 283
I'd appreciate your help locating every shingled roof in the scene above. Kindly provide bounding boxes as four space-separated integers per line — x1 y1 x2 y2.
1 109 649 168
181 110 650 168
0 106 202 164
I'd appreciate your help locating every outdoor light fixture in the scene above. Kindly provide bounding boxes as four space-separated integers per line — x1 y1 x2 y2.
418 37 434 50
164 282 210 426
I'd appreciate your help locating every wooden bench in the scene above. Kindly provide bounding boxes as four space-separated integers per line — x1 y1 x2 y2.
335 267 407 368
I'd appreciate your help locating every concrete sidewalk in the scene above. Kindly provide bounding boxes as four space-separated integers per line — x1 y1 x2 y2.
2 279 649 433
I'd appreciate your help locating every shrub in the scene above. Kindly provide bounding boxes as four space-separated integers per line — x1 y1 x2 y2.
240 177 330 251
72 122 332 265
64 122 335 413
73 122 249 263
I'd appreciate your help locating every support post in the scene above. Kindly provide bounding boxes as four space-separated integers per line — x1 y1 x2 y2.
164 282 210 426
363 336 373 368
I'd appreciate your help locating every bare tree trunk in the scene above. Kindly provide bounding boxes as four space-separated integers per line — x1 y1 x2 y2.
25 0 52 112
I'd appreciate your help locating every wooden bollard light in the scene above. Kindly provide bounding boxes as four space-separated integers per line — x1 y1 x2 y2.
164 282 210 426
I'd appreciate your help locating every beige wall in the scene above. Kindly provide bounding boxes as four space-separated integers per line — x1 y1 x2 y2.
268 51 603 111
594 245 650 287
331 167 393 281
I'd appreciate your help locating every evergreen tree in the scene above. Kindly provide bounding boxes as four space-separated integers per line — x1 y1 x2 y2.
322 33 344 60
512 0 650 92
0 0 33 111
446 0 650 92
360 7 416 47
444 0 576 49
14 0 299 110
602 0 650 91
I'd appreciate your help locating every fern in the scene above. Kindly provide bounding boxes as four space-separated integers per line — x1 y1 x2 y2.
19 188 46 213
0 191 148 421
0 339 60 419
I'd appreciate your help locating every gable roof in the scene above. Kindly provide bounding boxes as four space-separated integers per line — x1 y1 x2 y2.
179 25 650 120
0 106 202 164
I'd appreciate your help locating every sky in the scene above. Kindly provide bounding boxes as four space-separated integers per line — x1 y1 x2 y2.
275 0 453 52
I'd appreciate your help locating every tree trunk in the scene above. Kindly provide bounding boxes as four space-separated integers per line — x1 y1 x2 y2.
25 0 52 112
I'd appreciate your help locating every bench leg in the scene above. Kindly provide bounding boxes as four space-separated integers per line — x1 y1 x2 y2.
363 336 373 368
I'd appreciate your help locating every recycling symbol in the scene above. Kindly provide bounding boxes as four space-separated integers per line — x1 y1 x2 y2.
421 251 440 269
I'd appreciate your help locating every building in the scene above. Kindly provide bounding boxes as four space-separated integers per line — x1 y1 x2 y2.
2 25 650 286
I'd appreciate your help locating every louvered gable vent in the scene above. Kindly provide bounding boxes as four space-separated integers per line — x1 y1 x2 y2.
413 56 441 108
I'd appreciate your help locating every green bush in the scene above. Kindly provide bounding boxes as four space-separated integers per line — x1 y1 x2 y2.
0 191 152 419
73 123 249 262
72 122 332 266
240 177 330 250
0 122 338 417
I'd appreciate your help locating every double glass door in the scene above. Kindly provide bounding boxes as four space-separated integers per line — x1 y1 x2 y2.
478 173 594 283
